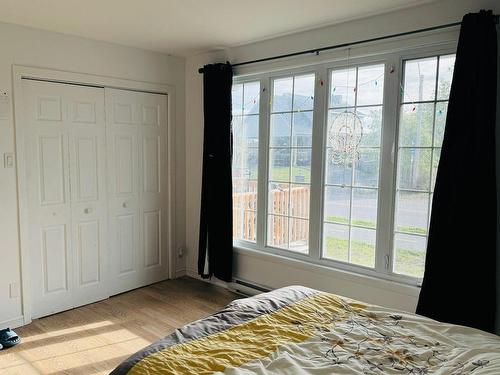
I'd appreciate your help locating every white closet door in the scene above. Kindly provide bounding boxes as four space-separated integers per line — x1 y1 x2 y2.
22 79 108 318
66 85 109 307
105 88 169 295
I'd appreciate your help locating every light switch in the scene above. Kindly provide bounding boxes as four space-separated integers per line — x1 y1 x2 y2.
0 91 9 120
9 282 20 298
4 153 14 168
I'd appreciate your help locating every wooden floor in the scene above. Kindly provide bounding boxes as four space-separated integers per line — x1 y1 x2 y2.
0 277 239 375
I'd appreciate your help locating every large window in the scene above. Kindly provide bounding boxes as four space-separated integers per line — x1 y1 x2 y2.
393 55 455 277
268 74 315 252
323 64 384 268
232 81 260 242
231 48 456 284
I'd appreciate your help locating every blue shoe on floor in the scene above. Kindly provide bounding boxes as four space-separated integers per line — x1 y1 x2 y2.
0 328 21 348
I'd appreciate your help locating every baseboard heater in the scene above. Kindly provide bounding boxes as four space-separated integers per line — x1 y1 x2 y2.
232 278 271 296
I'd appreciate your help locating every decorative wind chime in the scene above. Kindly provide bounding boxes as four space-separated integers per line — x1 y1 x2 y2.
327 48 363 165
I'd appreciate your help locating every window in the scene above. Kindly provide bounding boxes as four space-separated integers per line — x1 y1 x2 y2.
231 47 456 284
393 55 455 277
232 81 260 242
267 74 315 252
323 64 384 268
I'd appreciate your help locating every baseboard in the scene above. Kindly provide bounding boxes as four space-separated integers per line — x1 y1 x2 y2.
0 316 25 330
174 268 187 278
185 269 268 297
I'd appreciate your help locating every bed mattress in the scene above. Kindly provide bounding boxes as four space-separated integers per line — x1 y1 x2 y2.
110 285 500 374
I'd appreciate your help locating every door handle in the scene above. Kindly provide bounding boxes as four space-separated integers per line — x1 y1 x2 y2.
122 202 128 208
84 207 93 214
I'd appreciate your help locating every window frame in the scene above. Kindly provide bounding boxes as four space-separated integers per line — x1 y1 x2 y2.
232 42 457 287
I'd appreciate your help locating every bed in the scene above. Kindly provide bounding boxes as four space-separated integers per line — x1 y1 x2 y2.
110 286 500 374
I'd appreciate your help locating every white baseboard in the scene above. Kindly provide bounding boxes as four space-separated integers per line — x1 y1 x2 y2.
0 316 25 330
185 269 266 297
174 268 187 278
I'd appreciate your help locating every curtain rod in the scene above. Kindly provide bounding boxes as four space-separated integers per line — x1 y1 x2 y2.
198 16 496 73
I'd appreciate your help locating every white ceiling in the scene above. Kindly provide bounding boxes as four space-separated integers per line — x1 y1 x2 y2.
0 0 435 56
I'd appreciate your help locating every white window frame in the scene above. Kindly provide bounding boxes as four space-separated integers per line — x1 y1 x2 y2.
232 41 457 287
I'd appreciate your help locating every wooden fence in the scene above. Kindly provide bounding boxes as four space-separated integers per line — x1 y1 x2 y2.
233 185 310 246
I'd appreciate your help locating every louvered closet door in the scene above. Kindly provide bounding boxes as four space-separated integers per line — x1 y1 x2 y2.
105 88 169 295
22 80 108 318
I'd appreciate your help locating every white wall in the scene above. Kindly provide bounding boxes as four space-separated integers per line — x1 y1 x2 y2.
185 0 500 313
0 21 186 328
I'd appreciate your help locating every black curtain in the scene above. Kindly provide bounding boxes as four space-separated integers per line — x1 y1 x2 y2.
198 63 234 282
416 10 497 333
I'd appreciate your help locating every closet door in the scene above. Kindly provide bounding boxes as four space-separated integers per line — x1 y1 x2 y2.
22 79 107 318
66 86 109 307
105 88 169 295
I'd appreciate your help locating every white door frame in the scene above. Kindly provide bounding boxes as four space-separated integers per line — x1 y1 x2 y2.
13 65 176 325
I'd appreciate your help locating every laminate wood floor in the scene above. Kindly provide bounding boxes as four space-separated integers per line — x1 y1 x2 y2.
0 277 239 375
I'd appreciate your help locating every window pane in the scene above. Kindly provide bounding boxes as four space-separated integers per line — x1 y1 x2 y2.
243 81 260 115
325 149 352 186
431 148 441 191
357 106 382 147
233 82 260 243
403 57 437 102
268 73 313 252
293 74 315 111
241 115 259 147
272 77 293 112
352 188 377 228
292 111 313 147
394 233 426 278
394 53 454 278
350 227 376 268
354 148 380 187
289 218 309 253
323 223 349 262
291 148 311 183
330 68 356 107
267 215 288 249
397 148 432 191
270 113 291 147
232 84 243 116
233 178 257 242
356 64 384 106
269 148 290 182
399 103 434 147
437 55 455 100
434 102 448 147
324 186 350 224
290 184 310 219
268 182 289 216
395 191 429 235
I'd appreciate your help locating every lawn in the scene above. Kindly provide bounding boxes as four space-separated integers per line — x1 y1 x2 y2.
326 215 427 235
324 236 425 277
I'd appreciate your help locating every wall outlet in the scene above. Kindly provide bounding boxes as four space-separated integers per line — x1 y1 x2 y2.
9 282 20 298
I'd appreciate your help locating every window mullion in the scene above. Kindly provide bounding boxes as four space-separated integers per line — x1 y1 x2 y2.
308 67 328 261
256 78 270 249
375 57 400 274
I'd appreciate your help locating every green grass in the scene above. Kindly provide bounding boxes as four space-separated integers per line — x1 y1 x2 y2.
326 215 427 235
396 225 427 235
324 236 425 277
270 167 310 183
326 215 375 228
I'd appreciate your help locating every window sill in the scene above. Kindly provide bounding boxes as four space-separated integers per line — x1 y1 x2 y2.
233 243 421 297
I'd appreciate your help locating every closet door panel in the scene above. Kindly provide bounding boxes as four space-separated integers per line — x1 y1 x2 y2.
106 88 169 294
68 85 108 307
22 80 74 318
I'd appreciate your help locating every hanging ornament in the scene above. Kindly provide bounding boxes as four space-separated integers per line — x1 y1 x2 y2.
328 111 363 164
328 47 363 165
